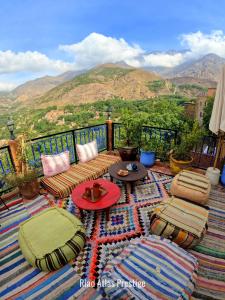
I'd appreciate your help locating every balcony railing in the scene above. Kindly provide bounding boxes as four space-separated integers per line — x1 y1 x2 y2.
0 145 15 193
113 122 218 167
191 135 218 169
27 124 107 173
0 122 220 194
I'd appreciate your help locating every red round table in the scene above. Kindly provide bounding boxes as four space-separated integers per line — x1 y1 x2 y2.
71 179 121 221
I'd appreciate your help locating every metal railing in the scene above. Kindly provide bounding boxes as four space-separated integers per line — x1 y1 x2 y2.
112 122 218 169
113 123 178 161
27 124 107 173
191 135 218 169
0 122 220 195
141 125 178 160
0 145 15 193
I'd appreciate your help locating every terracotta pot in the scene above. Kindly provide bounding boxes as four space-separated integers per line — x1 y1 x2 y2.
118 146 138 161
155 159 163 167
19 179 40 199
169 155 193 174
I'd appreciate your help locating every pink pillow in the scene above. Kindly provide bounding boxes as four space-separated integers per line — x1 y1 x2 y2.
76 140 98 163
41 151 70 177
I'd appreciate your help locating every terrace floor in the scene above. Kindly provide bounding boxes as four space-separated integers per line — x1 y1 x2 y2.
1 165 225 300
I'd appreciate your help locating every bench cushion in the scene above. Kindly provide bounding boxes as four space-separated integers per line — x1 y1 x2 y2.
18 207 86 272
170 170 211 205
41 153 121 198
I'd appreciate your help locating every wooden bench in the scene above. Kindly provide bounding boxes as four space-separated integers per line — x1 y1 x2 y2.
41 153 121 198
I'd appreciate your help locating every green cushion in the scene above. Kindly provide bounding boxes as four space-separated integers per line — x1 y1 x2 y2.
18 207 86 272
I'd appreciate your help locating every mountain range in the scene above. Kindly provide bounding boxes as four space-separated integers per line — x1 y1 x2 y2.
0 53 223 112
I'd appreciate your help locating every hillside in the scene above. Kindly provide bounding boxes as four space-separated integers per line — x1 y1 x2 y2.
165 54 225 81
11 70 85 102
32 64 165 107
170 76 217 88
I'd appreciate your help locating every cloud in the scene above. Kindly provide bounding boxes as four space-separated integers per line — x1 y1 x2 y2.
1 30 225 91
59 32 144 69
181 30 225 58
59 30 225 71
142 52 185 68
0 50 73 74
0 81 17 91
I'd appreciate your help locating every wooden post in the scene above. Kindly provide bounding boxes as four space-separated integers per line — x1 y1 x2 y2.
8 139 21 172
106 119 113 152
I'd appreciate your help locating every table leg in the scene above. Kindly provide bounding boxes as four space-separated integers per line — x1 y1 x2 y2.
106 208 110 222
79 208 84 219
130 182 135 194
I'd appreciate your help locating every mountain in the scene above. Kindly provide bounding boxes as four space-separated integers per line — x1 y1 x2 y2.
32 63 164 108
12 70 85 102
170 76 217 88
164 53 225 81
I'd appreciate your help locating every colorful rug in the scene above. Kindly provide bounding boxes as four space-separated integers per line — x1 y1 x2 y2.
0 195 87 300
1 170 225 299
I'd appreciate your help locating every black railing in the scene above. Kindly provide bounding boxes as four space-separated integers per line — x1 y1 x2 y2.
0 122 220 195
0 145 15 193
27 124 107 173
113 123 178 161
191 135 218 169
141 125 178 161
112 122 218 169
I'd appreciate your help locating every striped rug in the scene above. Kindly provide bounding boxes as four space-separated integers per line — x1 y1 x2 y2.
190 187 225 300
1 171 225 299
0 194 88 300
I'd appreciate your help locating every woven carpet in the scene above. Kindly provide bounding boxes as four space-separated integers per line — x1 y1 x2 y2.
0 195 88 300
1 171 225 299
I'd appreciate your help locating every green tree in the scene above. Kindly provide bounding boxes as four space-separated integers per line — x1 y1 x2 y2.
203 97 214 131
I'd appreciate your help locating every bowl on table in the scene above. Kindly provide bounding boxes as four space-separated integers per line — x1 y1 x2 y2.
117 169 129 176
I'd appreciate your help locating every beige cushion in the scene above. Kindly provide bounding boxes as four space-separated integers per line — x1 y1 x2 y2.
170 170 211 205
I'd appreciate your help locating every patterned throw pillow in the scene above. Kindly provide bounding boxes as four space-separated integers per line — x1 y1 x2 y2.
76 140 98 163
41 150 70 177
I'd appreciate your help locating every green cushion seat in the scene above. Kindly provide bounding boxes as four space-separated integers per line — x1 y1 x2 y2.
18 207 86 272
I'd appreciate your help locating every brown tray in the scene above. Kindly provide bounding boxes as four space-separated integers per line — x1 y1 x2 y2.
82 186 108 202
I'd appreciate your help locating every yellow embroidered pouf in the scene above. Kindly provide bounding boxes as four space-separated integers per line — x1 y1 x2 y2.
18 207 86 272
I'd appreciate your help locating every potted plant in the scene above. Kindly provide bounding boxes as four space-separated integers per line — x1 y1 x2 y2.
118 109 144 161
140 135 167 167
5 135 39 199
170 122 203 174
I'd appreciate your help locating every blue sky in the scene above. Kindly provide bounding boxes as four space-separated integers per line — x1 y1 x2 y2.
0 0 225 90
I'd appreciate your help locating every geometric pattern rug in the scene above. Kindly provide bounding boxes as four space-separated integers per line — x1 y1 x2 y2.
61 172 225 299
1 170 225 299
68 171 171 283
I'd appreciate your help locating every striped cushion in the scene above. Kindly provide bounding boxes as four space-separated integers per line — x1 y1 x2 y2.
99 236 198 299
18 207 86 272
41 153 121 198
76 140 98 163
41 151 70 177
149 197 209 248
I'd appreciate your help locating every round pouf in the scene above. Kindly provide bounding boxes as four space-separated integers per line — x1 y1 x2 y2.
18 207 86 272
99 236 198 299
